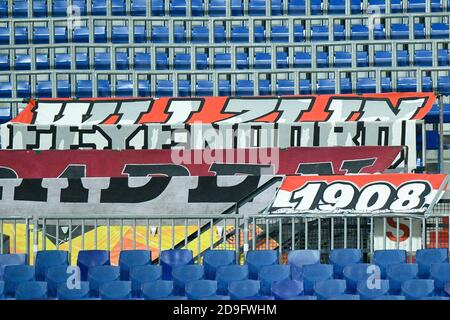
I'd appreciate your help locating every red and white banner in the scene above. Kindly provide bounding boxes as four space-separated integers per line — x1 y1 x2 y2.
10 93 435 125
270 174 448 215
0 146 400 178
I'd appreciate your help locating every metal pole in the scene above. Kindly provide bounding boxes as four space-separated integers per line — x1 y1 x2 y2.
439 94 444 173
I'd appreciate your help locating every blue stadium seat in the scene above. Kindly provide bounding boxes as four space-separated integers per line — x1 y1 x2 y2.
254 52 271 69
0 82 12 98
288 250 321 280
14 27 28 44
45 265 74 298
134 52 151 70
317 79 352 94
172 265 204 295
92 0 107 15
356 77 392 93
116 80 133 97
57 80 71 97
151 0 164 15
192 26 209 43
228 280 261 300
115 52 129 70
276 52 288 68
54 26 68 43
33 27 49 44
391 24 408 39
216 265 249 295
203 250 236 280
271 26 289 42
94 52 110 70
185 280 218 300
329 249 362 279
138 80 151 97
214 53 231 69
119 250 151 281
386 263 419 295
343 264 381 293
271 279 304 300
302 264 334 295
76 80 92 98
4 265 35 297
314 279 347 300
129 265 162 297
35 250 69 281
100 281 132 300
328 294 360 300
157 80 173 97
0 0 6 17
0 254 27 281
73 26 89 43
88 266 120 297
53 0 66 16
408 0 426 12
36 54 49 70
402 279 435 300
156 52 169 70
232 26 249 43
416 248 449 278
287 295 317 300
438 76 450 95
198 295 230 300
17 81 31 98
311 25 329 42
431 23 450 39
15 54 30 70
94 26 107 43
98 80 111 97
134 26 146 43
77 250 110 281
112 26 129 43
258 265 291 296
142 280 174 300
374 295 406 300
373 250 407 278
277 79 295 95
430 263 450 295
111 0 125 15
357 279 390 300
288 0 305 14
131 0 146 15
32 0 47 17
422 296 450 300
13 0 28 17
196 80 214 96
0 54 9 70
351 24 369 40
236 80 254 96
55 54 70 69
246 250 279 280
219 80 231 96
15 282 47 300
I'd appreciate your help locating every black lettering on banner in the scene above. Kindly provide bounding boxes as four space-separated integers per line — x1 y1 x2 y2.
390 181 431 211
60 179 90 203
70 126 113 150
318 182 359 211
352 122 366 146
58 165 86 178
100 177 171 203
26 125 57 150
0 167 18 179
290 126 301 147
296 163 334 175
209 163 272 176
188 176 261 203
123 164 190 177
14 179 48 202
355 182 396 211
340 158 376 174
125 125 148 149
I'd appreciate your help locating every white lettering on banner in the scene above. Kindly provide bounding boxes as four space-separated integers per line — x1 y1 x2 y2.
165 100 202 124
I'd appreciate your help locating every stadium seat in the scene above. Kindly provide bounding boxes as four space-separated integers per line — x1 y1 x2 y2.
258 265 291 296
288 250 321 280
99 281 132 300
185 280 218 300
415 248 449 278
302 264 334 295
430 263 450 295
422 296 450 300
373 250 407 278
196 80 214 96
374 295 406 300
0 254 27 280
88 266 120 297
277 79 295 95
198 295 230 300
431 23 450 39
172 265 204 295
0 281 3 298
246 250 279 279
77 250 110 281
314 279 347 300
402 279 435 300
13 0 28 17
33 27 49 44
271 279 304 300
216 265 249 295
4 265 35 297
329 249 362 279
287 295 317 300
343 264 381 293
142 280 174 300
129 265 162 297
15 282 47 300
45 265 77 298
328 294 360 300
203 250 236 280
357 279 390 300
228 280 261 300
35 250 69 281
386 263 419 295
119 250 151 280
160 249 194 280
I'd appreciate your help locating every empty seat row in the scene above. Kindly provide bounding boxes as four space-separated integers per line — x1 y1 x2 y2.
5 49 449 71
2 22 449 46
2 0 450 18
2 76 450 99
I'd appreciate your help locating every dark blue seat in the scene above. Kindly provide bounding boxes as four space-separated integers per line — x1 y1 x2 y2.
0 82 12 98
294 52 312 68
73 26 89 43
88 266 120 297
0 254 27 280
391 24 408 39
438 76 450 95
172 265 204 295
287 295 317 300
302 263 334 295
151 0 164 15
77 250 110 281
94 26 107 43
116 80 133 97
185 280 218 300
276 52 288 68
431 23 450 39
36 54 49 70
94 52 110 70
13 0 28 17
288 250 321 280
374 295 405 300
4 265 35 297
138 80 150 97
209 0 225 16
0 27 9 45
100 281 131 300
14 27 28 44
373 250 407 278
236 80 254 96
15 281 47 300
254 52 271 69
134 25 146 43
408 0 426 12
192 26 209 43
115 52 129 70
196 80 213 96
92 0 107 14
119 250 151 281
35 250 69 281
311 25 329 42
17 81 31 98
216 265 249 295
97 80 111 97
142 280 174 300
414 50 433 67
314 279 347 300
156 52 169 70
111 0 125 15
288 0 305 14
219 80 231 96
386 263 419 295
228 280 260 300
198 295 230 300
55 27 68 43
351 24 369 40
416 248 448 278
203 250 235 280
343 263 380 293
76 80 92 98
369 0 402 13
53 0 67 16
134 52 151 70
157 80 173 97
232 26 249 43
421 296 450 300
45 265 74 298
0 0 6 17
76 53 89 69
178 80 191 96
271 279 304 300
271 26 289 42
57 80 70 97
15 54 30 70
317 79 352 94
277 80 295 95
258 265 291 296
131 0 146 15
327 294 360 300
0 54 9 70
294 25 305 42
374 51 392 67
402 279 435 300
33 27 49 44
112 26 129 43
129 265 162 297
430 263 450 295
329 249 362 279
214 53 231 69
357 279 390 300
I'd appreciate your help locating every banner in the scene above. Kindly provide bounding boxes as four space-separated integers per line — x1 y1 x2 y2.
0 176 280 216
270 174 448 215
9 93 434 125
0 147 401 178
1 121 416 169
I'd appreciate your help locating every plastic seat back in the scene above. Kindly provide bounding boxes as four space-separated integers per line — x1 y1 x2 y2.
329 248 362 278
160 249 194 280
373 250 407 278
228 280 261 300
100 281 131 300
343 263 380 293
246 250 278 279
142 280 174 300
172 265 204 295
16 281 47 300
203 250 236 280
0 254 27 280
4 265 35 297
216 265 249 295
185 280 218 300
314 279 347 300
430 263 450 294
129 265 162 297
258 265 291 296
77 250 110 281
416 248 448 278
119 250 151 280
402 279 435 300
88 266 120 296
386 263 419 294
302 264 334 295
288 250 321 280
35 250 69 281
271 279 304 300
357 279 390 300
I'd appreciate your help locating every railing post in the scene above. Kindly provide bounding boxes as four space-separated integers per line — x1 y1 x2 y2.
439 94 444 174
33 216 39 265
243 214 249 264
